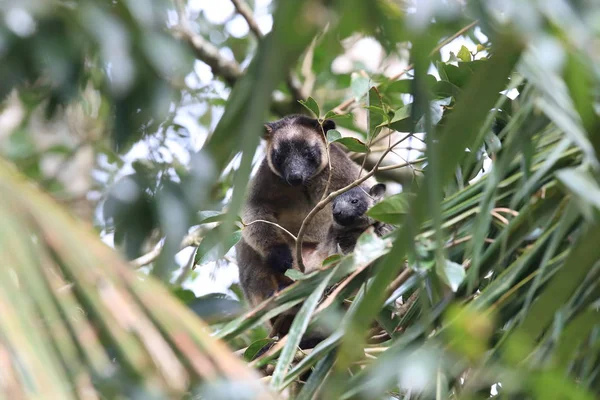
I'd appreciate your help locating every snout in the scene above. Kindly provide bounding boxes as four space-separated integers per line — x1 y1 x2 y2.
283 161 310 186
286 172 304 186
333 206 356 226
334 213 355 226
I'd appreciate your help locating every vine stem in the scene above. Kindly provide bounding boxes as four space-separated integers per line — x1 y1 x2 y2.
243 219 298 242
320 123 334 201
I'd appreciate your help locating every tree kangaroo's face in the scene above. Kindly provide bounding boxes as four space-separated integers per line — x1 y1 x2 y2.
332 183 386 227
264 115 333 186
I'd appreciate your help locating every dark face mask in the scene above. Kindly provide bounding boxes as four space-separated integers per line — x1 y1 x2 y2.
332 188 370 226
271 140 322 186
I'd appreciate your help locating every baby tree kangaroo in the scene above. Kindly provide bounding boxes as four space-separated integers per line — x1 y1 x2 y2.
317 183 394 257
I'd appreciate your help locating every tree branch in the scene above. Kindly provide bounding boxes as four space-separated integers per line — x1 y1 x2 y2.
173 0 305 115
130 225 210 268
231 0 263 39
229 0 307 102
173 25 242 86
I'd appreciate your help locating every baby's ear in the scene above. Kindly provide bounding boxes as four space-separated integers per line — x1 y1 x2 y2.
369 183 386 200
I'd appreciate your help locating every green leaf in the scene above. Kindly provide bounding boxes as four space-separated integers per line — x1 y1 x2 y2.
384 79 412 94
351 72 370 101
388 104 412 124
194 229 242 266
556 167 600 212
296 353 336 400
285 268 309 281
333 137 369 153
457 45 472 62
367 193 413 224
336 36 523 373
386 104 413 132
441 60 486 88
353 229 390 266
243 338 276 362
326 129 342 143
484 131 502 154
322 254 342 267
520 54 599 168
197 210 237 225
553 309 600 369
563 52 600 152
367 86 386 141
187 293 243 322
432 80 461 99
172 288 196 304
323 110 353 120
365 105 387 118
270 267 337 390
511 223 600 344
437 260 466 292
298 96 320 118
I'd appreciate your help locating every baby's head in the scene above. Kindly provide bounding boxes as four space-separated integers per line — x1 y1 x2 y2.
332 183 386 228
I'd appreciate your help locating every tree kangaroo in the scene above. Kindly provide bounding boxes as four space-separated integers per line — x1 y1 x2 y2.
236 114 373 311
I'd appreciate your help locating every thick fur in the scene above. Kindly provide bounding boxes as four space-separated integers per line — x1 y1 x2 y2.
236 114 373 311
317 183 394 257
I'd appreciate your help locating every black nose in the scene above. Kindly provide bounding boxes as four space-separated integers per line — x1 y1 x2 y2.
287 173 303 186
334 211 354 226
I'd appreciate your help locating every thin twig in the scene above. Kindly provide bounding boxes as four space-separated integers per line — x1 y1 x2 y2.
230 0 307 102
320 124 333 202
377 157 427 172
173 246 198 285
130 225 210 268
493 207 519 216
490 210 510 226
386 267 412 295
395 291 419 319
130 243 164 269
242 219 298 242
314 262 371 314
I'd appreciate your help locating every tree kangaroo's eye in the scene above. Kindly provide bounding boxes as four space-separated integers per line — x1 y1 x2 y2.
351 199 359 204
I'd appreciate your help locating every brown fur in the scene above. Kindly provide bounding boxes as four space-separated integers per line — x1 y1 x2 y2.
236 115 374 312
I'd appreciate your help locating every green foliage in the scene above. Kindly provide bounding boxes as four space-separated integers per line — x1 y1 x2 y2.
2 0 600 399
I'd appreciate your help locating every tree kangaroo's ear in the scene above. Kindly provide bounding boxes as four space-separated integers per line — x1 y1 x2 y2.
369 183 387 200
321 119 336 133
264 123 274 140
295 115 336 134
